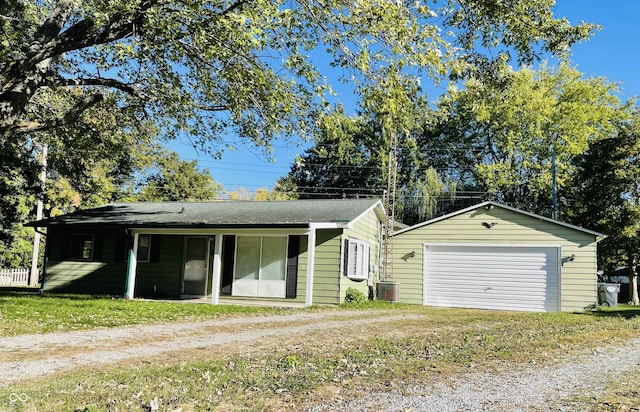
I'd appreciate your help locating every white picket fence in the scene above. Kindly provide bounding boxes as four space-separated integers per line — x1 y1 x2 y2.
0 268 30 286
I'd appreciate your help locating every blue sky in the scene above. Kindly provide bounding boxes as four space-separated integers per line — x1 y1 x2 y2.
175 1 640 195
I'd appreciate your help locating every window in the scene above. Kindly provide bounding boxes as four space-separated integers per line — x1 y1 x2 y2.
69 233 94 260
346 239 370 280
136 235 151 262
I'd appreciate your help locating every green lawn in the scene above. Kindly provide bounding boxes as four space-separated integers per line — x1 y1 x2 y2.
1 292 639 411
0 291 285 336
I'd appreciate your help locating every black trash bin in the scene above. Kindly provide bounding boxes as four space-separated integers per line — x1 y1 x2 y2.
597 283 620 307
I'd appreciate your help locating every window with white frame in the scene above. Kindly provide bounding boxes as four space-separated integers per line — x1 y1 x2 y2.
346 239 370 280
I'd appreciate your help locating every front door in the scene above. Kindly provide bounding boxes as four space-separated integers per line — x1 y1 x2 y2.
182 236 209 296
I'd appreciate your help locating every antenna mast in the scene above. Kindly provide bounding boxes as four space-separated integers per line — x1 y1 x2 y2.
383 132 398 281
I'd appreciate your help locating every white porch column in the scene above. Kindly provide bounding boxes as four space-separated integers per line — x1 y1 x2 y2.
125 232 139 299
305 225 317 307
211 234 223 305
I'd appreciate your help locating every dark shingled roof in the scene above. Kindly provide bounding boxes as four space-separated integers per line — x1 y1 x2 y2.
29 198 384 229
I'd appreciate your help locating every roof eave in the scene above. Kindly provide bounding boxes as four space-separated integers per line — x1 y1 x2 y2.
345 199 386 229
29 221 312 230
393 201 606 238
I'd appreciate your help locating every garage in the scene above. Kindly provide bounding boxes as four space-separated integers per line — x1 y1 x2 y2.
423 244 560 312
391 201 604 312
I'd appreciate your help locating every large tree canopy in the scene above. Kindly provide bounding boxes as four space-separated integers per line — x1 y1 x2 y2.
423 64 627 216
568 113 640 304
1 0 597 152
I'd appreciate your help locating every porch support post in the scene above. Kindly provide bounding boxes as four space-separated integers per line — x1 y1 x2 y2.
211 234 223 305
305 225 317 307
125 232 139 299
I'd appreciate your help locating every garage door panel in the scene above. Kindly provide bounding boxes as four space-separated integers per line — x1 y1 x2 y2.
427 278 552 291
428 260 550 270
428 254 551 265
424 245 560 312
428 291 555 310
429 292 551 304
426 268 553 281
428 299 550 312
426 267 551 278
426 283 557 297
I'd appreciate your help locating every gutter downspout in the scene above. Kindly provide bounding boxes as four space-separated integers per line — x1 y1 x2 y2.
305 224 317 307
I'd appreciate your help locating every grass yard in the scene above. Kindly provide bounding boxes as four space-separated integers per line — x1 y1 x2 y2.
0 291 286 336
0 292 639 411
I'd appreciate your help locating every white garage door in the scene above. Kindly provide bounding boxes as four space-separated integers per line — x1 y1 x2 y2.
423 245 560 312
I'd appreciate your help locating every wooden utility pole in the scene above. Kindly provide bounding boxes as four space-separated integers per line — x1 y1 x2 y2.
551 144 558 220
29 143 47 286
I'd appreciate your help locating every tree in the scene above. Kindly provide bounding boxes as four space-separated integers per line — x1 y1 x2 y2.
278 107 455 225
0 89 159 267
0 154 34 267
252 187 292 201
278 107 386 199
136 152 223 201
399 167 457 226
424 64 625 216
226 186 293 201
1 0 597 148
569 114 640 305
0 0 599 264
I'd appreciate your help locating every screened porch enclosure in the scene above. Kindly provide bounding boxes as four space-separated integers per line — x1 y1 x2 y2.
128 232 301 301
232 236 288 298
220 234 300 299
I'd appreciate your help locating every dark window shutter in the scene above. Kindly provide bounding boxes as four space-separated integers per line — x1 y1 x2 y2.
59 231 70 260
149 235 162 262
115 231 129 262
93 233 103 261
286 235 300 298
221 235 235 295
343 238 349 277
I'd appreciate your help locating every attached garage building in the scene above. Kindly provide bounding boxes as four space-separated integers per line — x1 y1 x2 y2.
391 202 604 312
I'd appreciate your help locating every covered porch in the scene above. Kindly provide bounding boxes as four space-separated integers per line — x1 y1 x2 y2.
123 227 319 307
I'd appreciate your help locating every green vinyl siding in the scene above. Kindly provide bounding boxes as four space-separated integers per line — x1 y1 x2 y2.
44 230 185 298
311 229 343 305
135 235 184 298
340 208 383 301
391 207 599 311
44 228 127 295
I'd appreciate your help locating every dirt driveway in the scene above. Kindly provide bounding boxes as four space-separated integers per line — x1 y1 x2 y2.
1 309 639 411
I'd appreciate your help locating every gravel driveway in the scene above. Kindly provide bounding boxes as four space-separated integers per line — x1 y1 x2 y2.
2 309 639 411
309 336 640 411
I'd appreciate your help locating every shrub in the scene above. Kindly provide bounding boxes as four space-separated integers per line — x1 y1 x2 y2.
344 287 367 304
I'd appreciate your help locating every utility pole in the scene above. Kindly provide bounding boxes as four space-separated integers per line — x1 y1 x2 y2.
551 144 558 220
29 143 47 286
